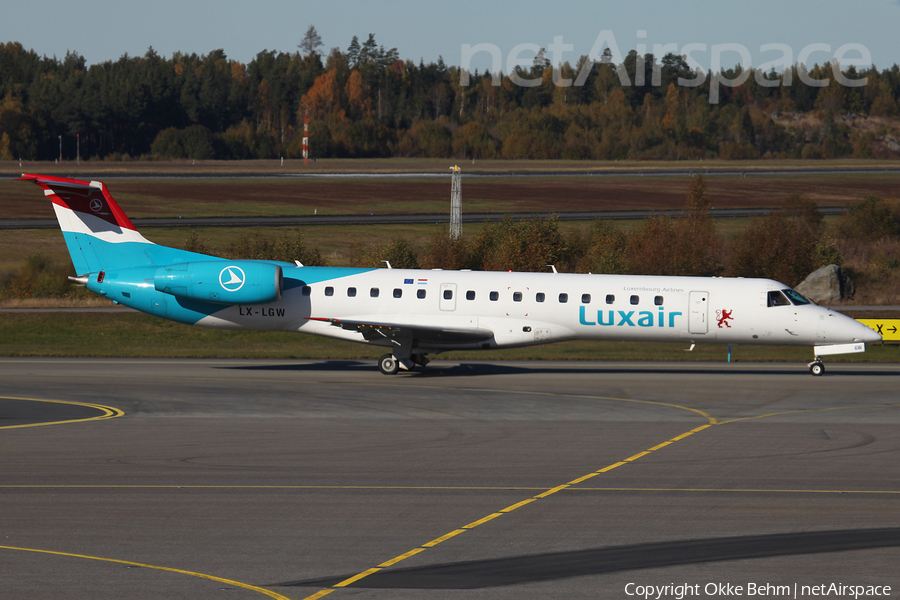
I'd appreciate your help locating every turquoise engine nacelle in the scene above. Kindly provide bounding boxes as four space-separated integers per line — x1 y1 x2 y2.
154 261 283 305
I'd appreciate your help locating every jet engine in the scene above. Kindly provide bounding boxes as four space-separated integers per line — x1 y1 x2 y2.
154 261 283 305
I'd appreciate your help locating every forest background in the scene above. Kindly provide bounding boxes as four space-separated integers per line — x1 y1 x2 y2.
2 29 900 308
3 28 900 163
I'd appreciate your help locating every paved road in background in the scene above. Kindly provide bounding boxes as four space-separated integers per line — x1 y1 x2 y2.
1 207 850 230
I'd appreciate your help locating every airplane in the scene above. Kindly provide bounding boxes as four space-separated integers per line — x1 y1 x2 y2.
19 173 881 376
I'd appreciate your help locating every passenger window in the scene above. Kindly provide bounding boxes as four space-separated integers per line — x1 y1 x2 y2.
347 287 357 297
443 289 453 300
767 291 791 307
581 293 591 304
606 294 615 304
370 288 379 298
417 289 426 299
490 291 499 301
630 295 639 305
324 286 334 297
536 292 545 303
393 288 402 298
513 292 522 302
301 286 311 296
559 293 568 303
654 295 663 306
466 290 475 300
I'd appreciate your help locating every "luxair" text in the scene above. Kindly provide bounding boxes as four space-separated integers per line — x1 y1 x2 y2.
580 306 683 327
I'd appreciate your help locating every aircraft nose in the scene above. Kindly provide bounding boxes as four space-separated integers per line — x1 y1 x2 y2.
854 320 882 344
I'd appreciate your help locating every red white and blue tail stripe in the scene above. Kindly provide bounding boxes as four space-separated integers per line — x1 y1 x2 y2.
19 174 156 274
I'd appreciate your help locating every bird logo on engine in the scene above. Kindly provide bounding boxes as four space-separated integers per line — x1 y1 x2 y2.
219 266 246 292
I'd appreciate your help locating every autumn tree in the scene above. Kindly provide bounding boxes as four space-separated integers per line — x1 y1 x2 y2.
224 229 325 265
727 210 818 286
627 176 722 276
355 236 420 269
300 69 345 119
470 216 568 272
421 231 470 270
678 174 722 276
344 70 372 119
837 196 900 241
576 221 629 274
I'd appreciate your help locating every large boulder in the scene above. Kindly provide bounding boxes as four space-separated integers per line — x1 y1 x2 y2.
795 264 854 304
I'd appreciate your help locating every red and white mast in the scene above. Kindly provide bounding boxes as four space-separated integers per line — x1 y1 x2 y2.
303 110 309 165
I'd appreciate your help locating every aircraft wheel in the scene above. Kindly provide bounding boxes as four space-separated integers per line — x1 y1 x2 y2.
809 361 825 376
378 354 400 375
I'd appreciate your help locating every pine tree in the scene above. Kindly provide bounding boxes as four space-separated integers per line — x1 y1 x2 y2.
346 36 360 68
359 34 378 64
299 25 324 57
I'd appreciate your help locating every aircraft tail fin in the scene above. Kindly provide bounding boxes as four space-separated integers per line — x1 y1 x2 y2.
19 174 209 274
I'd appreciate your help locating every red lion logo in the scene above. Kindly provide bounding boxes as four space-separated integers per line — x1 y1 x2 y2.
716 309 734 328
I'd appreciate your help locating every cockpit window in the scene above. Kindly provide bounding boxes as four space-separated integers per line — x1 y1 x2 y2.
767 291 791 307
782 288 812 306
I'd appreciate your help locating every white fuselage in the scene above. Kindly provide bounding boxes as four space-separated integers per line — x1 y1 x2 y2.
195 268 877 354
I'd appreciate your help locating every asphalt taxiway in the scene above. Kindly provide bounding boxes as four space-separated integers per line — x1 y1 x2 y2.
2 358 900 599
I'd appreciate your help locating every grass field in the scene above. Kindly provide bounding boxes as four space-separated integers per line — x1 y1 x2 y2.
1 311 897 363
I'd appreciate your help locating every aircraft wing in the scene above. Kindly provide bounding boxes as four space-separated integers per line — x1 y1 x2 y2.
307 317 494 344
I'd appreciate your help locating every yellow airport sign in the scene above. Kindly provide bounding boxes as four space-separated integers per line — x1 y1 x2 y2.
857 319 900 342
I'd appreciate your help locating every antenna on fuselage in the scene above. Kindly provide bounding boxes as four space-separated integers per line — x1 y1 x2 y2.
382 261 392 269
547 265 558 273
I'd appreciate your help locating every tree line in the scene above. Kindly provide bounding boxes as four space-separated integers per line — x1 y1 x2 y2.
2 36 900 162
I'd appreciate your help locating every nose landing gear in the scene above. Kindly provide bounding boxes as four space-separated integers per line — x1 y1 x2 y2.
808 359 825 376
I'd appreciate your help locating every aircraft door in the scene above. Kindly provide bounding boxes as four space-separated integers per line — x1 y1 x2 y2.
440 283 457 311
689 291 708 334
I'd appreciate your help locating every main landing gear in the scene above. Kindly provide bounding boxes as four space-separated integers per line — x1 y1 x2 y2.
808 359 825 376
377 353 430 375
378 354 400 375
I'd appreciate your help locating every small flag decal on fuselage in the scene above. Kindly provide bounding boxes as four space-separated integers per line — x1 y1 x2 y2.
418 278 428 284
404 278 414 284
